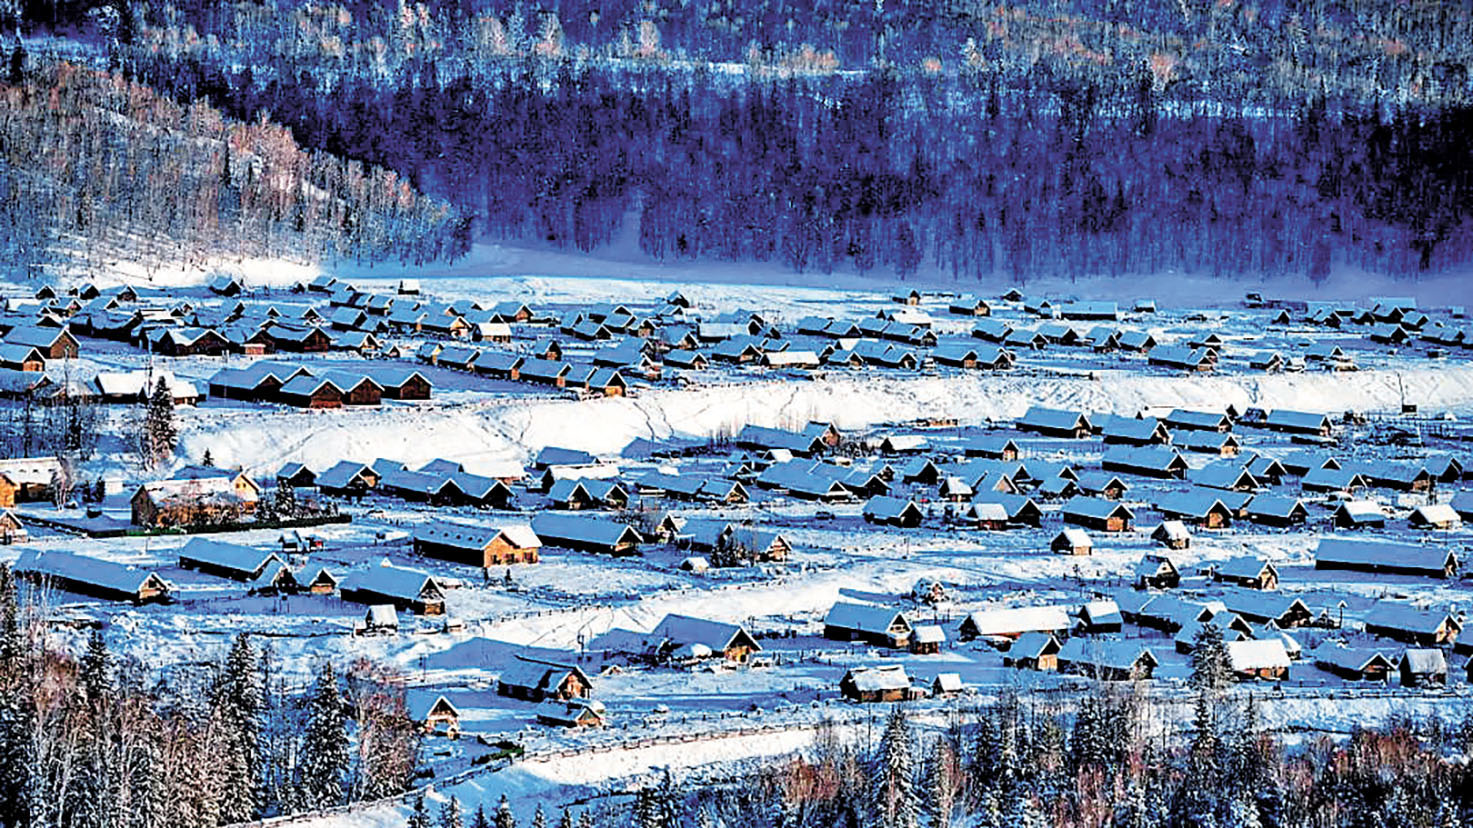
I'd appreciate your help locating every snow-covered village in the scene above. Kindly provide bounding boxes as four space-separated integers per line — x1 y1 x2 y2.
2 0 1473 826
1 264 1473 826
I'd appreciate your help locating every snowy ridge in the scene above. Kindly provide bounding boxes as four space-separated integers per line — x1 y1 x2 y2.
185 363 1473 475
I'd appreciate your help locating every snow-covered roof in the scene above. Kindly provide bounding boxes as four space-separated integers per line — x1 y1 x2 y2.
1398 648 1447 675
1411 503 1461 525
179 538 280 576
912 625 946 645
1017 406 1090 431
843 665 911 692
1056 638 1157 671
1152 520 1191 541
343 563 442 603
825 602 909 635
15 550 166 596
1226 639 1291 672
1062 496 1133 521
1217 556 1273 580
963 605 1072 637
1154 490 1229 520
863 495 920 521
498 655 591 693
415 521 541 552
650 614 759 654
1319 536 1455 574
1363 603 1458 634
531 513 641 548
1055 528 1092 547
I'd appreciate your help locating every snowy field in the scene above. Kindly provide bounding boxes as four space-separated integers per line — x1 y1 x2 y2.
12 268 1473 821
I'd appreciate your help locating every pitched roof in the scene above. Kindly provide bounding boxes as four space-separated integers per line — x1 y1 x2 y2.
1315 538 1455 574
650 614 759 654
530 513 642 547
1226 639 1291 672
964 605 1072 637
15 550 166 596
825 602 909 635
342 562 442 603
179 538 280 576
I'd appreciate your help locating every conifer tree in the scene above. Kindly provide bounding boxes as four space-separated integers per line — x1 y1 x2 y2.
555 809 573 828
139 376 177 468
79 627 110 705
472 805 492 828
440 796 463 828
1190 623 1232 694
215 634 264 822
298 663 349 810
530 803 547 828
873 705 919 828
407 794 431 828
925 744 955 828
494 794 517 828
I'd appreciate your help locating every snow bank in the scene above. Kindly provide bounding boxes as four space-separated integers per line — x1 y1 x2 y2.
184 363 1473 475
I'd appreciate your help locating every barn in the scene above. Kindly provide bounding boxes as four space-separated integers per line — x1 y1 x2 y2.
413 522 542 567
15 550 171 604
1314 538 1457 579
1062 497 1134 532
497 656 593 702
340 563 446 615
531 514 642 555
824 603 912 648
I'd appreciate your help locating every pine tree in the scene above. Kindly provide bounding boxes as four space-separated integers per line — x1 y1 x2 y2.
530 804 547 828
298 662 349 810
1003 786 1043 828
1190 622 1231 694
202 448 215 467
555 809 572 828
472 805 492 828
494 794 516 828
214 634 264 822
440 797 464 828
79 626 110 705
274 481 300 520
925 744 955 828
139 376 177 468
575 809 593 828
873 705 919 828
407 794 432 828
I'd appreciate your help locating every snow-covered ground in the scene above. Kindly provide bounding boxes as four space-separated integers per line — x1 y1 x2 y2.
15 267 1473 824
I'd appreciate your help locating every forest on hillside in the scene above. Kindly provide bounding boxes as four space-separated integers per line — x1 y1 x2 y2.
0 51 470 275
10 1 1473 281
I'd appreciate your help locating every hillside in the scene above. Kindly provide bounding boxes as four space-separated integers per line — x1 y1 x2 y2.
85 0 1470 287
0 56 469 281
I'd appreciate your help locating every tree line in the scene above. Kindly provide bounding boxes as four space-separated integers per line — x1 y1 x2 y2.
128 50 1473 282
520 688 1473 828
0 54 470 278
0 568 422 828
10 0 1467 283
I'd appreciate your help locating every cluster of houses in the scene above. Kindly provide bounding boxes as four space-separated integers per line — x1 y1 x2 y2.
209 361 432 408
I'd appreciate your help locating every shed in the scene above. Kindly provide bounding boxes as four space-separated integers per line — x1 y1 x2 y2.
1151 520 1192 549
1314 538 1457 578
824 603 912 648
839 665 916 703
1062 497 1134 532
1003 632 1060 670
1051 528 1093 555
